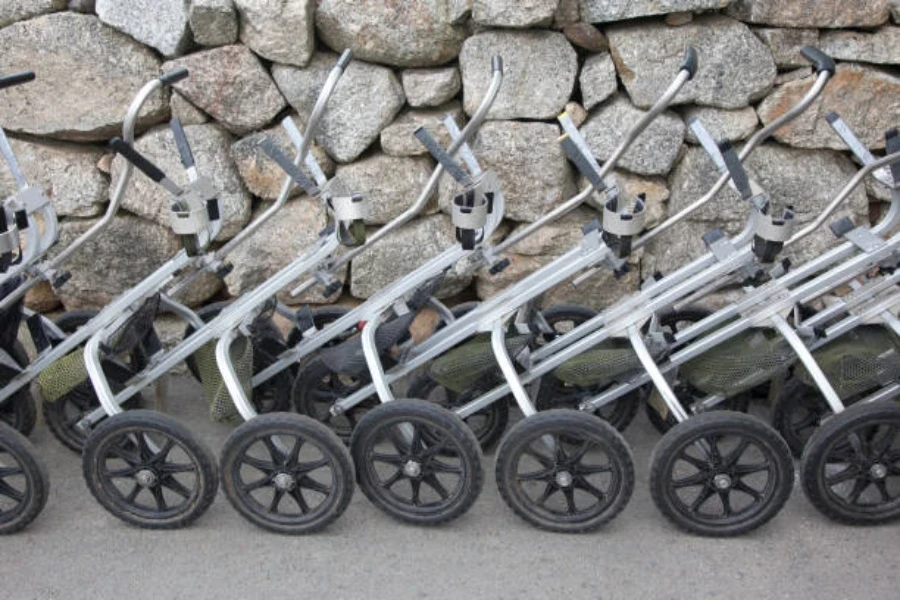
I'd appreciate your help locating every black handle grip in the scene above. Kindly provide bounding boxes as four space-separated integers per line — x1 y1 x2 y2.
336 49 352 70
801 46 835 75
885 128 900 185
0 208 7 233
109 137 168 184
14 209 28 230
0 71 35 91
413 126 472 186
52 270 72 290
159 67 188 86
169 118 195 170
489 258 510 275
323 281 343 298
681 47 698 80
258 137 319 196
215 262 234 280
492 55 503 74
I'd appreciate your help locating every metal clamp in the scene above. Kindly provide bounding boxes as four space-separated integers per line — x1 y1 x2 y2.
752 204 794 243
168 177 217 236
330 193 369 221
452 191 488 230
602 195 645 259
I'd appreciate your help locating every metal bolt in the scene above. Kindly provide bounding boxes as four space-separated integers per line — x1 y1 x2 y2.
273 472 296 491
135 469 158 488
555 471 573 488
713 474 732 490
870 463 888 480
403 460 422 478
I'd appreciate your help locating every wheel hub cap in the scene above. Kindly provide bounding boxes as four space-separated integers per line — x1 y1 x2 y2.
403 460 422 478
273 472 296 491
136 469 157 487
555 471 573 487
713 474 732 490
870 463 888 480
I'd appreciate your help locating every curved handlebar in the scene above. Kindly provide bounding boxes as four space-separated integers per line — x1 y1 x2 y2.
0 71 35 91
800 46 835 75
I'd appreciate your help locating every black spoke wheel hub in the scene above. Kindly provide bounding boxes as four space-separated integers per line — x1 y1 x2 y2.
0 423 49 534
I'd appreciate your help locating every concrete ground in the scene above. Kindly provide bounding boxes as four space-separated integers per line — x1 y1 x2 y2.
1 375 898 600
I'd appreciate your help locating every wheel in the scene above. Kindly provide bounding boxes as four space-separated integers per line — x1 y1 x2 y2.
0 341 36 437
285 305 358 348
292 357 379 443
800 401 900 525
182 301 291 414
41 311 142 452
350 399 483 525
536 303 598 344
494 410 635 532
773 378 834 459
82 410 218 529
0 422 49 534
405 373 509 450
220 413 354 534
649 411 794 537
644 307 755 434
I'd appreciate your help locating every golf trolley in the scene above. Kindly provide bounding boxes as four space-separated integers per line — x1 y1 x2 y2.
0 70 49 534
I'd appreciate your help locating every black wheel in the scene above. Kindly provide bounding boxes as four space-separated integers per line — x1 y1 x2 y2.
0 422 49 534
293 357 378 443
41 311 142 453
800 401 900 525
82 410 218 529
536 304 598 344
649 411 794 537
0 341 36 437
494 410 634 532
350 399 483 525
405 373 509 450
183 301 291 414
220 413 354 534
773 378 835 459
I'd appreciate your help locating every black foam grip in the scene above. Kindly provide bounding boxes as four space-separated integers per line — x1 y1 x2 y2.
323 281 343 298
718 140 753 200
109 138 168 183
885 128 900 185
413 127 471 186
169 118 195 170
830 216 855 238
492 55 503 74
159 67 188 86
489 258 510 275
258 137 318 196
14 210 28 230
0 209 7 233
336 49 352 70
801 46 836 75
52 270 71 289
206 198 220 221
215 262 233 279
0 71 35 91
681 47 698 80
559 135 604 191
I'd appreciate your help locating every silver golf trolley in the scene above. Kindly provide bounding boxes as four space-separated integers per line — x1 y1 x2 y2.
74 52 367 531
0 69 49 534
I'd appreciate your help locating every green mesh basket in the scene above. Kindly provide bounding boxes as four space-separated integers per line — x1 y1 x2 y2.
36 349 88 403
428 334 530 394
553 338 642 387
192 335 254 424
797 324 900 400
679 328 795 396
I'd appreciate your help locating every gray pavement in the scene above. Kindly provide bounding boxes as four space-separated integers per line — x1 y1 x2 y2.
1 375 898 600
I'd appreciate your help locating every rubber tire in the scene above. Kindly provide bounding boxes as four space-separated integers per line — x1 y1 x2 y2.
0 422 49 534
649 411 794 537
350 399 484 526
494 410 635 533
82 410 218 529
220 412 354 534
800 401 900 525
538 304 598 344
0 341 36 437
772 378 833 459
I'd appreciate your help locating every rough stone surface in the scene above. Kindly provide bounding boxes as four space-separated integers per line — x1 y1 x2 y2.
757 64 900 150
580 53 617 110
473 0 558 28
553 0 581 27
614 170 669 229
380 102 465 157
893 0 900 24
350 214 471 299
580 95 685 176
230 115 334 201
608 16 777 110
727 0 891 28
223 197 345 305
401 67 461 108
753 28 820 68
233 0 314 67
0 138 107 218
316 0 469 68
163 45 286 136
67 0 95 12
52 215 220 310
0 14 165 141
644 144 869 277
665 11 694 26
0 0 65 27
110 123 251 240
189 0 238 47
24 281 61 313
332 153 436 224
580 0 727 23
460 31 578 120
440 121 576 222
819 27 900 65
170 92 210 125
682 106 759 144
96 0 191 57
273 54 405 163
565 101 588 127
563 23 608 52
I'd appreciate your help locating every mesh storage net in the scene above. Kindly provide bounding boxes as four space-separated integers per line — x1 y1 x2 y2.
428 334 530 393
192 334 255 424
552 338 643 388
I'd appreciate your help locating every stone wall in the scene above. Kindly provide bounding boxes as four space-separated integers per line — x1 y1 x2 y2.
0 0 897 315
